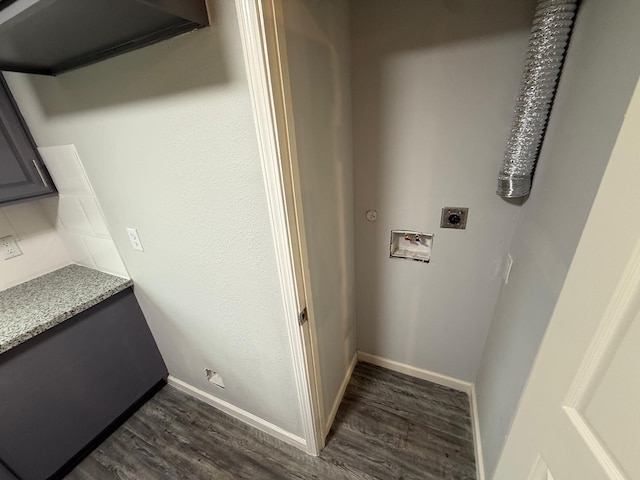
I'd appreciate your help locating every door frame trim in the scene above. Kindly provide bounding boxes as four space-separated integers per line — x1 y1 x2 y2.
234 0 323 455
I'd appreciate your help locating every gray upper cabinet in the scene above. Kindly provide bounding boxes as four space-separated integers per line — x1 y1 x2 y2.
0 0 209 75
0 74 56 205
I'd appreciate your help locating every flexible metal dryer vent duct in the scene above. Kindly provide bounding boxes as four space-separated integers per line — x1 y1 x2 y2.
497 0 579 198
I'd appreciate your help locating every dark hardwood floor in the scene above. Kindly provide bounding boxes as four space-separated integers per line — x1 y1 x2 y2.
66 362 476 479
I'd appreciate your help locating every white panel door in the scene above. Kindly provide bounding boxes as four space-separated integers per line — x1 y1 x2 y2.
493 79 640 479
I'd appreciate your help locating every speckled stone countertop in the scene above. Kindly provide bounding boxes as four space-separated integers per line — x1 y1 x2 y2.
0 265 132 355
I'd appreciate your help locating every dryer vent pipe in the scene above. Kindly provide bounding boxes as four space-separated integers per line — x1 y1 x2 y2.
497 0 578 198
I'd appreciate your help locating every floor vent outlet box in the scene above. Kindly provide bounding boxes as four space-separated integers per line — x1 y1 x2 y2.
205 369 225 388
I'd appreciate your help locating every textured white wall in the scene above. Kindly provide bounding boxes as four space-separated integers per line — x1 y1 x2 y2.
475 0 640 476
351 0 535 381
280 0 356 427
5 0 303 435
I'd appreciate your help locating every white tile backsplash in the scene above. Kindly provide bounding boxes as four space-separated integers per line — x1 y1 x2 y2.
40 144 129 279
60 230 95 268
0 203 71 291
83 236 128 277
0 210 13 237
38 145 93 196
56 195 95 235
2 202 53 240
78 196 110 237
0 144 129 291
0 146 129 290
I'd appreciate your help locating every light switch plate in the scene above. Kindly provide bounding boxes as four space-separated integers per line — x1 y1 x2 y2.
126 227 144 251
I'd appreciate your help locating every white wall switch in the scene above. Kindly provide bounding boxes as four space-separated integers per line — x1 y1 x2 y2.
1 235 23 260
125 227 144 251
504 254 514 284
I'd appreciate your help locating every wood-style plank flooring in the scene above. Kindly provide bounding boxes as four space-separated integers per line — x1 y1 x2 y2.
67 362 476 479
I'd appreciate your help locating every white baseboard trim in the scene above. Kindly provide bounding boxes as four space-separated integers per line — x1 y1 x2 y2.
470 384 486 480
323 351 358 437
167 376 307 452
356 351 472 394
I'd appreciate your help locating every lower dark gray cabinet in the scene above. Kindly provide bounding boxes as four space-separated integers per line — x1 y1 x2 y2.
0 288 167 480
0 74 56 205
0 461 16 480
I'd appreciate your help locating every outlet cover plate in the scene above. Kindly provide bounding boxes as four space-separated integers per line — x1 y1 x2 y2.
126 227 144 251
1 235 23 260
441 207 469 229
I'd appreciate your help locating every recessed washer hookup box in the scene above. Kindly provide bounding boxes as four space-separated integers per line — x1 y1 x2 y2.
389 230 434 263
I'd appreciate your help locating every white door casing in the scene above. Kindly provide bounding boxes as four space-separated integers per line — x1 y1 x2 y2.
493 79 640 478
234 0 324 455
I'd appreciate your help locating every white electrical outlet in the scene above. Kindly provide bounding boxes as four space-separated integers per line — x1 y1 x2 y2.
1 235 23 260
504 254 514 284
205 369 225 388
125 227 144 251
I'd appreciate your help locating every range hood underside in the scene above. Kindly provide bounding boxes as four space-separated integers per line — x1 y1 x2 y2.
0 0 209 75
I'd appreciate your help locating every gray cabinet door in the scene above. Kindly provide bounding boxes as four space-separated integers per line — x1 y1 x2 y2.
0 461 17 480
0 74 56 205
0 288 167 480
